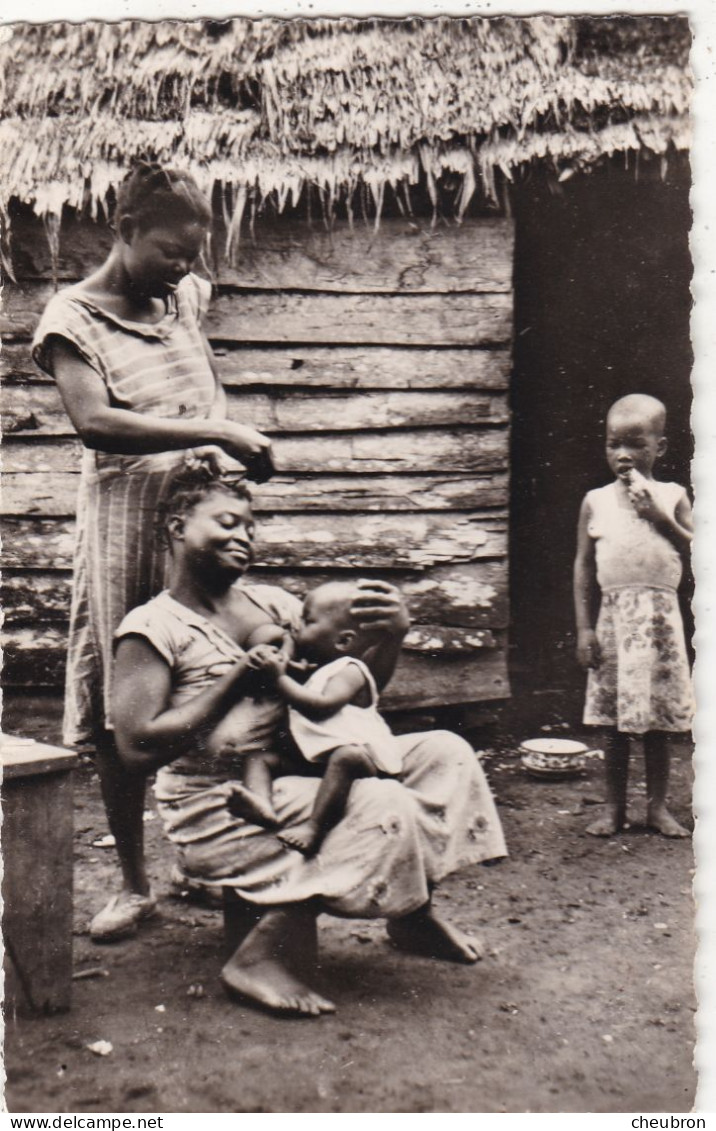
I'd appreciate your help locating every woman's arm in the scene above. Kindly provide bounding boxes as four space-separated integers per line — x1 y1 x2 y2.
112 635 256 774
350 580 410 691
573 497 601 669
181 335 249 473
50 337 271 464
193 333 275 481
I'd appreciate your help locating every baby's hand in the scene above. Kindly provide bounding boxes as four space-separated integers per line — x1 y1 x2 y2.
576 629 601 670
246 644 288 680
286 657 317 682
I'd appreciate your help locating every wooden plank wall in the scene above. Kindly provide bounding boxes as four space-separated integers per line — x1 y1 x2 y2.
1 212 514 711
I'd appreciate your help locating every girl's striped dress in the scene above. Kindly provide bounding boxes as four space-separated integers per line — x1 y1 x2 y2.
32 273 218 748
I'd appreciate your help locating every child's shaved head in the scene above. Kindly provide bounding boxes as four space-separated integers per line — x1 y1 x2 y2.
607 394 666 437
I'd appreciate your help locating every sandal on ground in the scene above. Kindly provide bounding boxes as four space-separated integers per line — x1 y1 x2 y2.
89 891 158 943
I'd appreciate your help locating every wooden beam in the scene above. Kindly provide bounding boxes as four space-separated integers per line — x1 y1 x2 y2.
11 213 514 294
1 625 510 706
214 218 514 293
384 644 509 708
2 471 509 517
2 383 508 437
214 345 512 391
2 341 512 392
2 512 507 571
0 343 43 383
2 428 508 475
206 291 512 347
2 560 509 629
2 284 512 347
1 621 495 658
403 626 496 653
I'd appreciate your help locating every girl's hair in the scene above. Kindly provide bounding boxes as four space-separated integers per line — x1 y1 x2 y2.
115 161 212 233
155 460 253 549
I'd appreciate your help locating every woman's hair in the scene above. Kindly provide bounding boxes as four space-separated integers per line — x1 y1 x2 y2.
155 460 253 548
115 161 212 233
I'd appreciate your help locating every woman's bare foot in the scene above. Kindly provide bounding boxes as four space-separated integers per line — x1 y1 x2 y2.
221 906 335 1017
226 783 277 828
387 906 483 964
220 957 335 1017
586 808 624 837
278 820 321 856
647 806 690 838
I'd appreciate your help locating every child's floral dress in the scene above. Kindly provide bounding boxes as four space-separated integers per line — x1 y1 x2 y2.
583 480 693 734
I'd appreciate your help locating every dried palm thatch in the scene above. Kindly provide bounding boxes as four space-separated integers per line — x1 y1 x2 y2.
0 15 691 242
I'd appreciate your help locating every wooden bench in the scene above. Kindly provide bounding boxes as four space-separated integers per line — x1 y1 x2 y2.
2 734 78 1014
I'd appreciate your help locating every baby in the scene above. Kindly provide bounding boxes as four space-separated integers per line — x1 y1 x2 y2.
248 581 403 855
202 620 297 828
573 393 693 837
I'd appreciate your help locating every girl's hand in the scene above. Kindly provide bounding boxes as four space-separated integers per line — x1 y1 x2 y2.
351 578 410 636
576 629 601 670
628 485 668 524
626 471 668 525
217 423 275 483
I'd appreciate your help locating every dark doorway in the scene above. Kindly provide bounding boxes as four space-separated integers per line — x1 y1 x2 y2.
509 154 693 718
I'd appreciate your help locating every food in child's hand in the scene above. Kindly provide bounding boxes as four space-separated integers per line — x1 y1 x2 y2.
626 468 648 488
625 467 650 505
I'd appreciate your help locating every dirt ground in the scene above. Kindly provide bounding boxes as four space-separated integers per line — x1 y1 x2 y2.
2 694 697 1114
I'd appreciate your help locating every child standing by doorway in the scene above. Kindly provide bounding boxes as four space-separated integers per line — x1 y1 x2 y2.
573 394 693 837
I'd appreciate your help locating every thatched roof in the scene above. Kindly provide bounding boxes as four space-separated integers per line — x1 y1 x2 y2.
0 15 691 233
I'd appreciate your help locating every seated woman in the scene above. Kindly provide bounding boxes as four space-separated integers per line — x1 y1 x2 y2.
111 463 507 1017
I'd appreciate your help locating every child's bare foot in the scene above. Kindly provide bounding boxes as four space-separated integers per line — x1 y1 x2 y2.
278 821 321 856
387 907 483 963
226 783 278 828
586 808 624 837
221 956 335 1017
647 806 690 838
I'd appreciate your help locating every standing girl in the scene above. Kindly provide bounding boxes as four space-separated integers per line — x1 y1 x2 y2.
573 393 693 838
32 162 273 940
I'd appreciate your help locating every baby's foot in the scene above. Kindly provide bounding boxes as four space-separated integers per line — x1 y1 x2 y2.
647 806 690 838
586 808 624 837
278 821 321 856
226 783 278 828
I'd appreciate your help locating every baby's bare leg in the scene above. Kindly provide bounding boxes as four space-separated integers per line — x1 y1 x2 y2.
644 731 690 837
586 730 630 836
244 752 283 807
226 752 286 827
279 745 376 856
